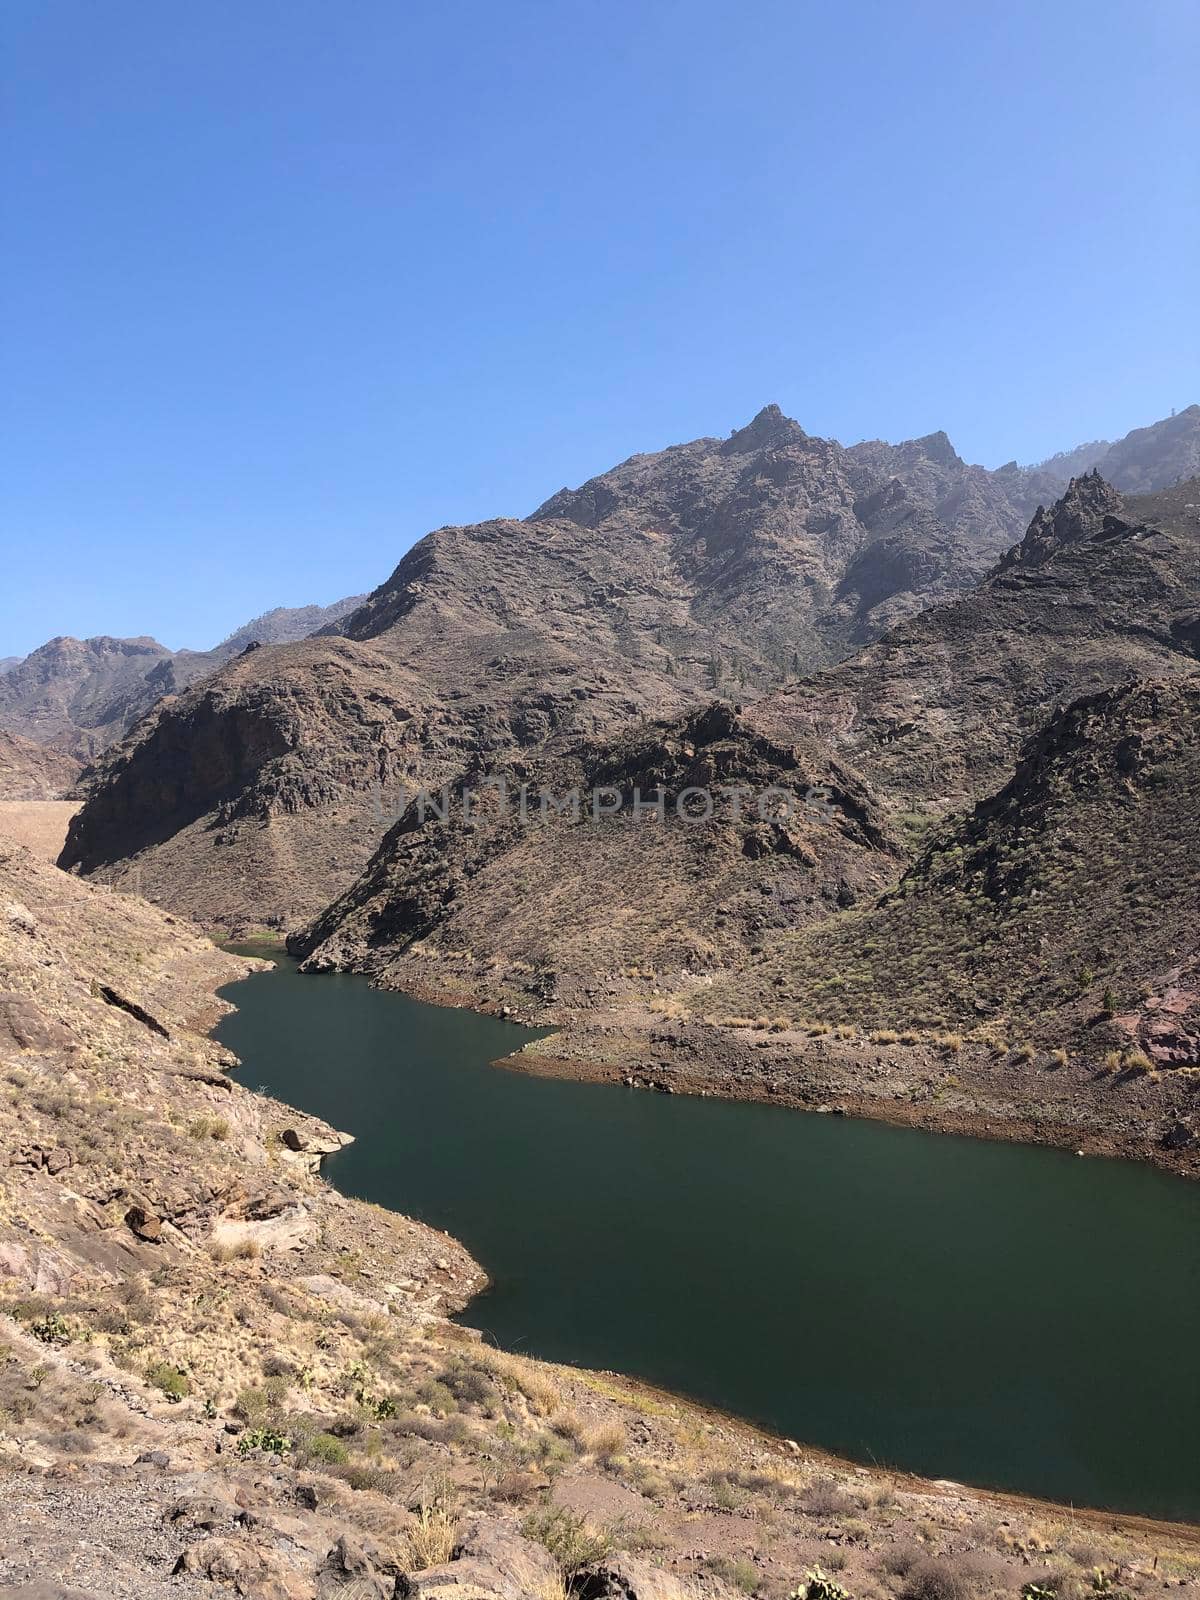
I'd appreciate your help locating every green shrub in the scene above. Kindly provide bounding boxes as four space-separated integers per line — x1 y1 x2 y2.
30 1311 73 1346
708 1555 760 1593
522 1505 615 1576
237 1426 291 1455
793 1567 851 1600
146 1362 190 1402
305 1431 349 1465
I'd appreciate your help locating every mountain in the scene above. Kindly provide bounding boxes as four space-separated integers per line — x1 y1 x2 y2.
291 478 1200 1021
58 405 1091 927
0 727 81 801
1026 405 1200 493
0 635 187 761
1088 404 1200 492
0 656 18 675
0 597 364 761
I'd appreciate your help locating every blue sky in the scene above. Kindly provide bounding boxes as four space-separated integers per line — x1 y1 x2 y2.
2 0 1197 657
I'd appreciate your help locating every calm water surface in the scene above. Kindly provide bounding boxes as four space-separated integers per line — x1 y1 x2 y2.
215 955 1200 1522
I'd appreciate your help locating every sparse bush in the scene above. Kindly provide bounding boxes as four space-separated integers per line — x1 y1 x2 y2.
237 1426 291 1456
900 1557 977 1600
30 1311 73 1346
801 1476 854 1517
523 1505 614 1577
304 1431 349 1465
707 1554 760 1593
406 1504 458 1570
187 1116 231 1140
549 1407 584 1441
584 1421 626 1462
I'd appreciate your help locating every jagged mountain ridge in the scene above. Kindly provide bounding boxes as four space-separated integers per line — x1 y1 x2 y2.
0 595 364 763
58 404 1085 926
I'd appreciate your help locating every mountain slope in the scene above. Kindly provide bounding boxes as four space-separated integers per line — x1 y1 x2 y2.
1090 404 1200 492
705 674 1200 1081
1022 406 1200 493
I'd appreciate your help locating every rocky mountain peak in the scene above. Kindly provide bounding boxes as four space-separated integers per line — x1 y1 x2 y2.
911 430 963 468
994 471 1128 575
721 402 809 455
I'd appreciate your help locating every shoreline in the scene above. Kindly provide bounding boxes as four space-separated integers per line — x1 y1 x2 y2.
282 948 1198 1182
219 948 1200 1531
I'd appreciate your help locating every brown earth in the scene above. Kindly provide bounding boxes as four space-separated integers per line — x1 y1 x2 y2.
2 834 1199 1598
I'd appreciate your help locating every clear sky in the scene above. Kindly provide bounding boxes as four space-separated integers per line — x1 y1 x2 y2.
2 0 1197 657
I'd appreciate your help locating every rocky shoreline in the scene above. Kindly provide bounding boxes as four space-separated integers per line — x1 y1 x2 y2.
293 946 1199 1183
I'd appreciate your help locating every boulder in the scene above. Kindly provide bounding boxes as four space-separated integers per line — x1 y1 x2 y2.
398 1518 560 1598
1162 1121 1195 1151
124 1203 162 1242
316 1533 398 1598
576 1554 707 1599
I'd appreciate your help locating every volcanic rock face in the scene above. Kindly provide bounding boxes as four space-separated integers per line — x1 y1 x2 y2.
743 479 1200 817
292 700 903 998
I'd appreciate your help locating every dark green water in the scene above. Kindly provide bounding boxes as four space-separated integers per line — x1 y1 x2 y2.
215 955 1200 1522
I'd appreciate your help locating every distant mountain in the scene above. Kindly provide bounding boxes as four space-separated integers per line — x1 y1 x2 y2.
1087 405 1200 493
0 597 364 761
0 636 188 762
1027 406 1200 493
0 727 81 801
211 595 366 659
0 658 19 676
